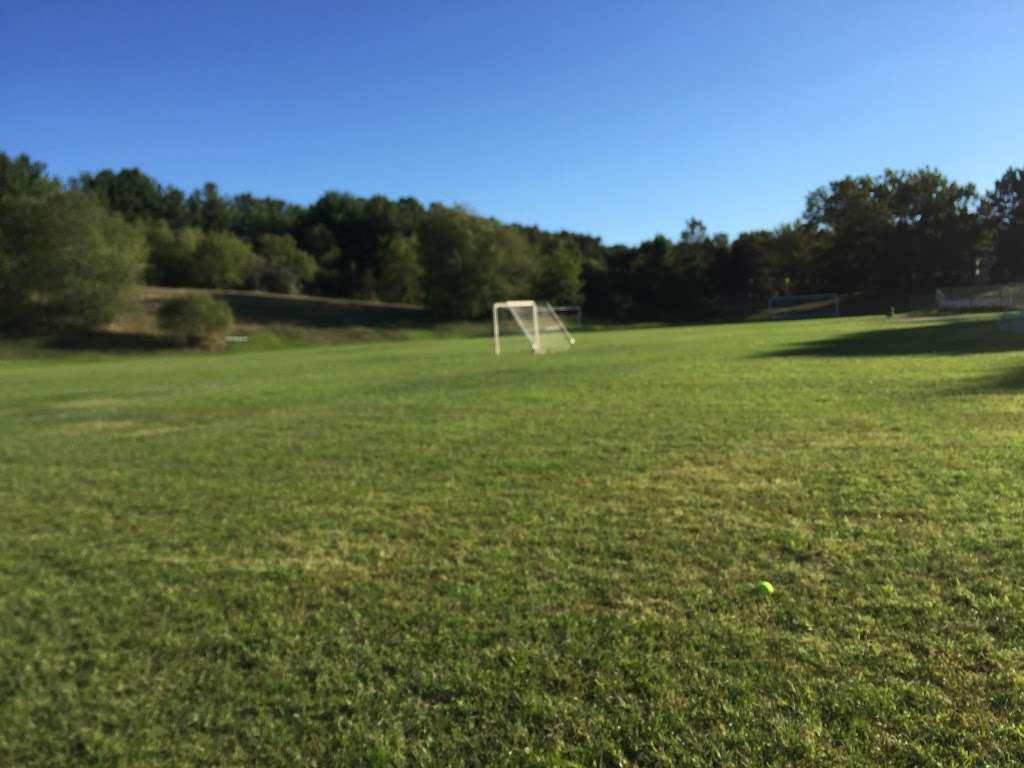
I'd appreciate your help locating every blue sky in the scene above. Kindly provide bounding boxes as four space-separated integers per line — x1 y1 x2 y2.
3 1 1022 245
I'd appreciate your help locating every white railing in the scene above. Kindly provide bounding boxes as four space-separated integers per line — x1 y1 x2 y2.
936 284 1024 310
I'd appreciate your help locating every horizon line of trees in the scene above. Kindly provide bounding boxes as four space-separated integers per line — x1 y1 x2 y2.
1 149 1022 332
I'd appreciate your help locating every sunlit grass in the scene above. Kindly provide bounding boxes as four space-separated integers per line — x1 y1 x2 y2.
2 316 1023 765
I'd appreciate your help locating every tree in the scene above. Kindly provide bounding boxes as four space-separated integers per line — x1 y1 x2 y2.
0 152 60 200
804 175 890 292
253 233 317 294
535 239 584 305
377 233 423 303
145 221 202 286
231 194 301 242
486 222 540 302
418 206 537 318
762 222 822 295
714 231 769 298
75 168 165 221
297 222 345 296
189 182 232 232
190 230 256 287
984 168 1024 282
418 205 490 318
0 191 146 331
880 168 982 290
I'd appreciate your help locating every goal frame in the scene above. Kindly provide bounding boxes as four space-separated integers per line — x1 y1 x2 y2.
492 300 575 355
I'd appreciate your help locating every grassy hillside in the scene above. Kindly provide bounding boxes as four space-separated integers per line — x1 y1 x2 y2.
0 287 441 358
2 316 1024 765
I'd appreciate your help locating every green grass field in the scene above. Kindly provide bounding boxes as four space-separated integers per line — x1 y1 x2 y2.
2 316 1024 766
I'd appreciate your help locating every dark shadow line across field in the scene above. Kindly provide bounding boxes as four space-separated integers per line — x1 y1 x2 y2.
762 318 1024 394
765 320 1024 358
206 291 431 330
952 366 1024 395
40 332 179 354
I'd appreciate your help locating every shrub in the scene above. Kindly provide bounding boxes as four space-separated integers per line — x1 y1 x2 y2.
157 293 234 348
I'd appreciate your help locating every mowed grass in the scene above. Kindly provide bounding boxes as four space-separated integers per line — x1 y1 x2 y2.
2 317 1024 766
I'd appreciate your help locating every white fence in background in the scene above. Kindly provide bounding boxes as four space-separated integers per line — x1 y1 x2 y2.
936 283 1024 310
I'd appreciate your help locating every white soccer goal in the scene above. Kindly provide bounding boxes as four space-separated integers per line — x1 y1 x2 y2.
492 300 576 355
768 293 840 320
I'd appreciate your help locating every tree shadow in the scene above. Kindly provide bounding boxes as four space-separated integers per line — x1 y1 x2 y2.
980 366 1024 393
206 292 431 330
42 332 178 354
768 319 1024 358
765 318 1024 394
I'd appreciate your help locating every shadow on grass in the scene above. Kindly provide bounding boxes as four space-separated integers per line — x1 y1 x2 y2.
768 319 1024 358
42 332 179 353
971 367 1024 393
206 292 431 330
766 318 1024 394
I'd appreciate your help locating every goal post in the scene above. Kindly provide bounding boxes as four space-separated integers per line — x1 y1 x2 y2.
493 300 576 355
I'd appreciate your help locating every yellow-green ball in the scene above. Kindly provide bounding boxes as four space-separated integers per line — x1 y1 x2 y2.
757 580 774 595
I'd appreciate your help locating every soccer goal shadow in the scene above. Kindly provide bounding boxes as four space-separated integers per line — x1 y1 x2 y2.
767 319 1024 359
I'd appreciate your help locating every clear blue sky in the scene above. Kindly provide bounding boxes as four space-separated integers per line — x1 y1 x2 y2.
3 1 1022 245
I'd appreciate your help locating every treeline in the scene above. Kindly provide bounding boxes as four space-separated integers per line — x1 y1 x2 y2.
73 167 592 318
1 150 1023 332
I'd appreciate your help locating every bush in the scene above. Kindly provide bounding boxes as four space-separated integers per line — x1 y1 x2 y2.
157 293 234 348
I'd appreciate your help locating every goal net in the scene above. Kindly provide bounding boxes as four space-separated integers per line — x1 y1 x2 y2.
493 300 576 355
768 293 840 320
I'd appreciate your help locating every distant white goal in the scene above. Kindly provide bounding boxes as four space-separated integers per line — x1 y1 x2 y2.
492 300 576 355
768 293 840 320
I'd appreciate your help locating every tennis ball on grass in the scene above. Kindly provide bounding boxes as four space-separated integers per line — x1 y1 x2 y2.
757 581 775 595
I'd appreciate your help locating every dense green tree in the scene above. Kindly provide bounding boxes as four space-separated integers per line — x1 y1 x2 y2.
804 175 890 292
253 233 318 294
75 168 165 222
762 222 823 295
6 148 1022 323
803 170 984 294
487 222 540 301
189 182 232 232
715 231 770 297
984 168 1024 282
419 206 536 318
536 239 584 304
0 152 60 200
231 194 301 241
145 222 204 286
0 191 145 331
880 168 982 290
190 230 256 288
377 233 423 303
